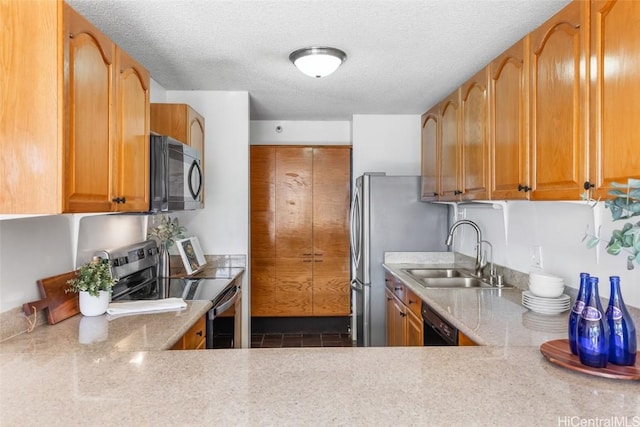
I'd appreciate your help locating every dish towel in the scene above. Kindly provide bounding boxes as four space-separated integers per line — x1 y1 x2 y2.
106 298 187 316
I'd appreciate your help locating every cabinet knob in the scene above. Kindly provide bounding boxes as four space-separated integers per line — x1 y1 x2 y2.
409 300 415 305
517 184 531 192
432 192 438 197
196 331 203 337
583 181 595 190
454 190 462 195
400 312 406 317
111 197 126 204
394 287 402 291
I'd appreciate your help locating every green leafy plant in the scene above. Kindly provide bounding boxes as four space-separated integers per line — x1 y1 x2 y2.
147 215 186 248
67 257 118 296
584 178 640 270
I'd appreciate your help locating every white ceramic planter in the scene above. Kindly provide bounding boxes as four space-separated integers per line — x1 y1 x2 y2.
79 290 110 316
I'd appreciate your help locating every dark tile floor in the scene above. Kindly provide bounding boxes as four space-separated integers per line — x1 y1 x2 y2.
251 332 353 348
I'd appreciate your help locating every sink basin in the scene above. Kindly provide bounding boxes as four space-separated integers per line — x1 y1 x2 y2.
402 268 466 279
402 268 513 289
419 277 488 288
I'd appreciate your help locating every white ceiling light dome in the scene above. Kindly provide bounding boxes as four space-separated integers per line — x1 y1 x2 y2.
289 47 347 78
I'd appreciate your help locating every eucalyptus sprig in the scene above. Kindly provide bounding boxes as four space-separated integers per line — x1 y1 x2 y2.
67 258 117 297
584 178 640 270
147 215 186 248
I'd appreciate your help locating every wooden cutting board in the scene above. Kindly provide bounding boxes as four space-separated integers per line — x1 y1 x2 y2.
22 270 80 325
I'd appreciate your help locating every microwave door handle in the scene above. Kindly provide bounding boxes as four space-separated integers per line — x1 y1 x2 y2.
187 160 202 199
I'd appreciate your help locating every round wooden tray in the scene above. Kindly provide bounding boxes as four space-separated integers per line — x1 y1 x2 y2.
540 339 639 380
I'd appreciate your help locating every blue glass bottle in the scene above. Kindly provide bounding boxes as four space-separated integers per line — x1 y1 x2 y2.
606 276 637 366
568 273 589 355
576 276 609 368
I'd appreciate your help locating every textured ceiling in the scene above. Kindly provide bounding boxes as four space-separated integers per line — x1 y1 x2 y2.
66 0 571 121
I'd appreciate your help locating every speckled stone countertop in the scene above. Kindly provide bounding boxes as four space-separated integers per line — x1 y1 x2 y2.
1 252 638 426
1 346 638 426
0 300 212 353
383 252 640 347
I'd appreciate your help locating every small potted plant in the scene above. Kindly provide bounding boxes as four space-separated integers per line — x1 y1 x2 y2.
584 178 640 270
67 257 118 316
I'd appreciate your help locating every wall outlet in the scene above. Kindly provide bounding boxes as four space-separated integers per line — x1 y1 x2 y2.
530 245 543 268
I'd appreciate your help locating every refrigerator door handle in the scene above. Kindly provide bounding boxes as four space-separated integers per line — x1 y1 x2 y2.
350 184 362 269
350 279 363 292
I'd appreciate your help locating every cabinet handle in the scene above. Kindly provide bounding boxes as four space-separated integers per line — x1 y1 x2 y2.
432 192 438 197
111 197 126 204
196 331 203 337
517 184 531 192
454 190 462 195
314 253 323 256
387 297 392 301
314 259 323 263
400 312 406 317
394 287 402 291
303 260 312 263
302 253 313 256
408 300 415 305
583 181 595 190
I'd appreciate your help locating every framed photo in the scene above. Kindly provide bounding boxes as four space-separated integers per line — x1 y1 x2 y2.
176 236 207 275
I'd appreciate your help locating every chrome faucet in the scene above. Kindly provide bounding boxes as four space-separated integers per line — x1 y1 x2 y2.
445 219 484 278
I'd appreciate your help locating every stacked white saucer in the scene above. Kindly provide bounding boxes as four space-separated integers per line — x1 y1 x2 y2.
522 272 570 315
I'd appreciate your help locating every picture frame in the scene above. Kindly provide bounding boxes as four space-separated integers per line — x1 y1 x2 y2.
175 236 207 275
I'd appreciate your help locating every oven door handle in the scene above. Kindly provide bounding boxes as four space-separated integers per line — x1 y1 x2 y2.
213 285 239 315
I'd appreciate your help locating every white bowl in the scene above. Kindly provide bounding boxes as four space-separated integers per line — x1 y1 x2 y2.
529 272 564 283
528 281 565 298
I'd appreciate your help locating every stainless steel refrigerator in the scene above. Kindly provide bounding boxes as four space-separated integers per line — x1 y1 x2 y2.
350 173 450 346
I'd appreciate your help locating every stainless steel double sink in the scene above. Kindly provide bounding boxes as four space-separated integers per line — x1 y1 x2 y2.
402 268 511 289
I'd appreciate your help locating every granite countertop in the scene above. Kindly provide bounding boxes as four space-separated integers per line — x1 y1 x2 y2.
1 346 638 426
0 300 212 353
383 263 569 347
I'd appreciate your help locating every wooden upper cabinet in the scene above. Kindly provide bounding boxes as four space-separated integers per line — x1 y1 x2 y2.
150 103 205 152
589 0 640 198
439 91 462 201
1 0 62 214
529 0 587 200
420 110 439 201
460 67 490 200
114 47 150 212
1 2 149 214
64 4 115 213
489 37 530 200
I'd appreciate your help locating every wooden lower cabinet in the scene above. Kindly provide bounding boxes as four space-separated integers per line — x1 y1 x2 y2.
458 331 477 346
171 315 206 350
385 275 423 346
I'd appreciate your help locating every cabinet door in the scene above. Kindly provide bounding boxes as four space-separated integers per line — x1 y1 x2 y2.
312 147 351 315
276 257 313 316
188 107 205 155
250 146 276 316
529 1 587 200
275 147 313 258
386 290 405 346
589 0 640 197
114 47 150 212
405 310 423 346
251 146 276 259
460 68 489 200
420 110 439 200
439 91 462 201
64 4 115 212
489 38 530 200
1 0 62 214
385 289 396 346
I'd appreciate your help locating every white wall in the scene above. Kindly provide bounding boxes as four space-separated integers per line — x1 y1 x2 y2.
352 114 422 178
451 201 640 308
150 78 167 103
251 120 350 145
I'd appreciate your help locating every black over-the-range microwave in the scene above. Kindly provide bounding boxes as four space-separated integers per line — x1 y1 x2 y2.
150 134 203 212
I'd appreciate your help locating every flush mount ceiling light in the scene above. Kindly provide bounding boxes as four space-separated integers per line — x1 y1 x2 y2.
289 47 347 78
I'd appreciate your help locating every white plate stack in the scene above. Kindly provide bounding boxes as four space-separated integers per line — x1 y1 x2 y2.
522 272 571 315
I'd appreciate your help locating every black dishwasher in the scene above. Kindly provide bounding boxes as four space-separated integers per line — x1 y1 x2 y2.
422 302 458 346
